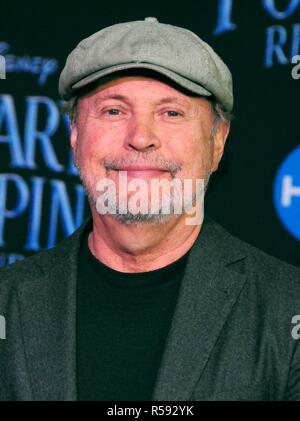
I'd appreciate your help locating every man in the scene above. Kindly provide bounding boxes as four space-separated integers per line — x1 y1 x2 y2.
0 17 300 401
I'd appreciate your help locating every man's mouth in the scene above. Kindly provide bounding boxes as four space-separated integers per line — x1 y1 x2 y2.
107 165 170 178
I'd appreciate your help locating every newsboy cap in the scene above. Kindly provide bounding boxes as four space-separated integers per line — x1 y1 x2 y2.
59 17 233 112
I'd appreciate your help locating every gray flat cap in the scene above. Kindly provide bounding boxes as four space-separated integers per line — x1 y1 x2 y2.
59 17 233 112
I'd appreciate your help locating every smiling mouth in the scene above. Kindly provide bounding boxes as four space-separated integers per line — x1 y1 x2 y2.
117 169 169 178
106 165 170 178
104 159 181 178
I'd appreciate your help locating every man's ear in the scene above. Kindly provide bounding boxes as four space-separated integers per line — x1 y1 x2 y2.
211 121 231 172
70 122 78 166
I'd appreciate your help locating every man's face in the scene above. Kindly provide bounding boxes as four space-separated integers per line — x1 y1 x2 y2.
71 75 229 223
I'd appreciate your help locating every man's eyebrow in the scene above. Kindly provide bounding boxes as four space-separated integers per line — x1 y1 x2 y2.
94 94 129 103
155 97 189 105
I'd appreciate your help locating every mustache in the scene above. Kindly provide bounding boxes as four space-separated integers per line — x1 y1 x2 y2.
101 156 182 177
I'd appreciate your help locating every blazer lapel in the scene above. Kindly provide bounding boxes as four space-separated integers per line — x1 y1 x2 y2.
152 217 248 401
16 218 91 401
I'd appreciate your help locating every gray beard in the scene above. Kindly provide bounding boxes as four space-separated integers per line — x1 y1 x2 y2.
77 166 210 225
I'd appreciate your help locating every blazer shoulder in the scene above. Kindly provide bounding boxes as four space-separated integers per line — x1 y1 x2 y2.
0 217 90 291
209 217 300 296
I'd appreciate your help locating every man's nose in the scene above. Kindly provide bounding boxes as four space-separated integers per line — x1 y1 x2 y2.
124 114 161 152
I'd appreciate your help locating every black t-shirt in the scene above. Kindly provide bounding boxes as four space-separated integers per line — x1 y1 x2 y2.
77 228 190 401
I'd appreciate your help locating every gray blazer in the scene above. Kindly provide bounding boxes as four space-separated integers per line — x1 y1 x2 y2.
0 216 300 401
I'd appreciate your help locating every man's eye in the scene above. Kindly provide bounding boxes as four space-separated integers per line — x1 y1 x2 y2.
165 110 182 117
105 108 121 115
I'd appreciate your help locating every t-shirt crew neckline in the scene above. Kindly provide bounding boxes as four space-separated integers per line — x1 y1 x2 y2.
82 229 191 289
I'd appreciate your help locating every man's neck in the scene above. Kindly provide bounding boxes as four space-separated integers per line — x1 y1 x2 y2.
87 207 202 273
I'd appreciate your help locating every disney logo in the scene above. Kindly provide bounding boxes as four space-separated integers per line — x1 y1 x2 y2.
0 42 59 85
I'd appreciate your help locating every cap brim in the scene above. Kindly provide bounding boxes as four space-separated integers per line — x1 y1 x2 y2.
71 62 212 98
